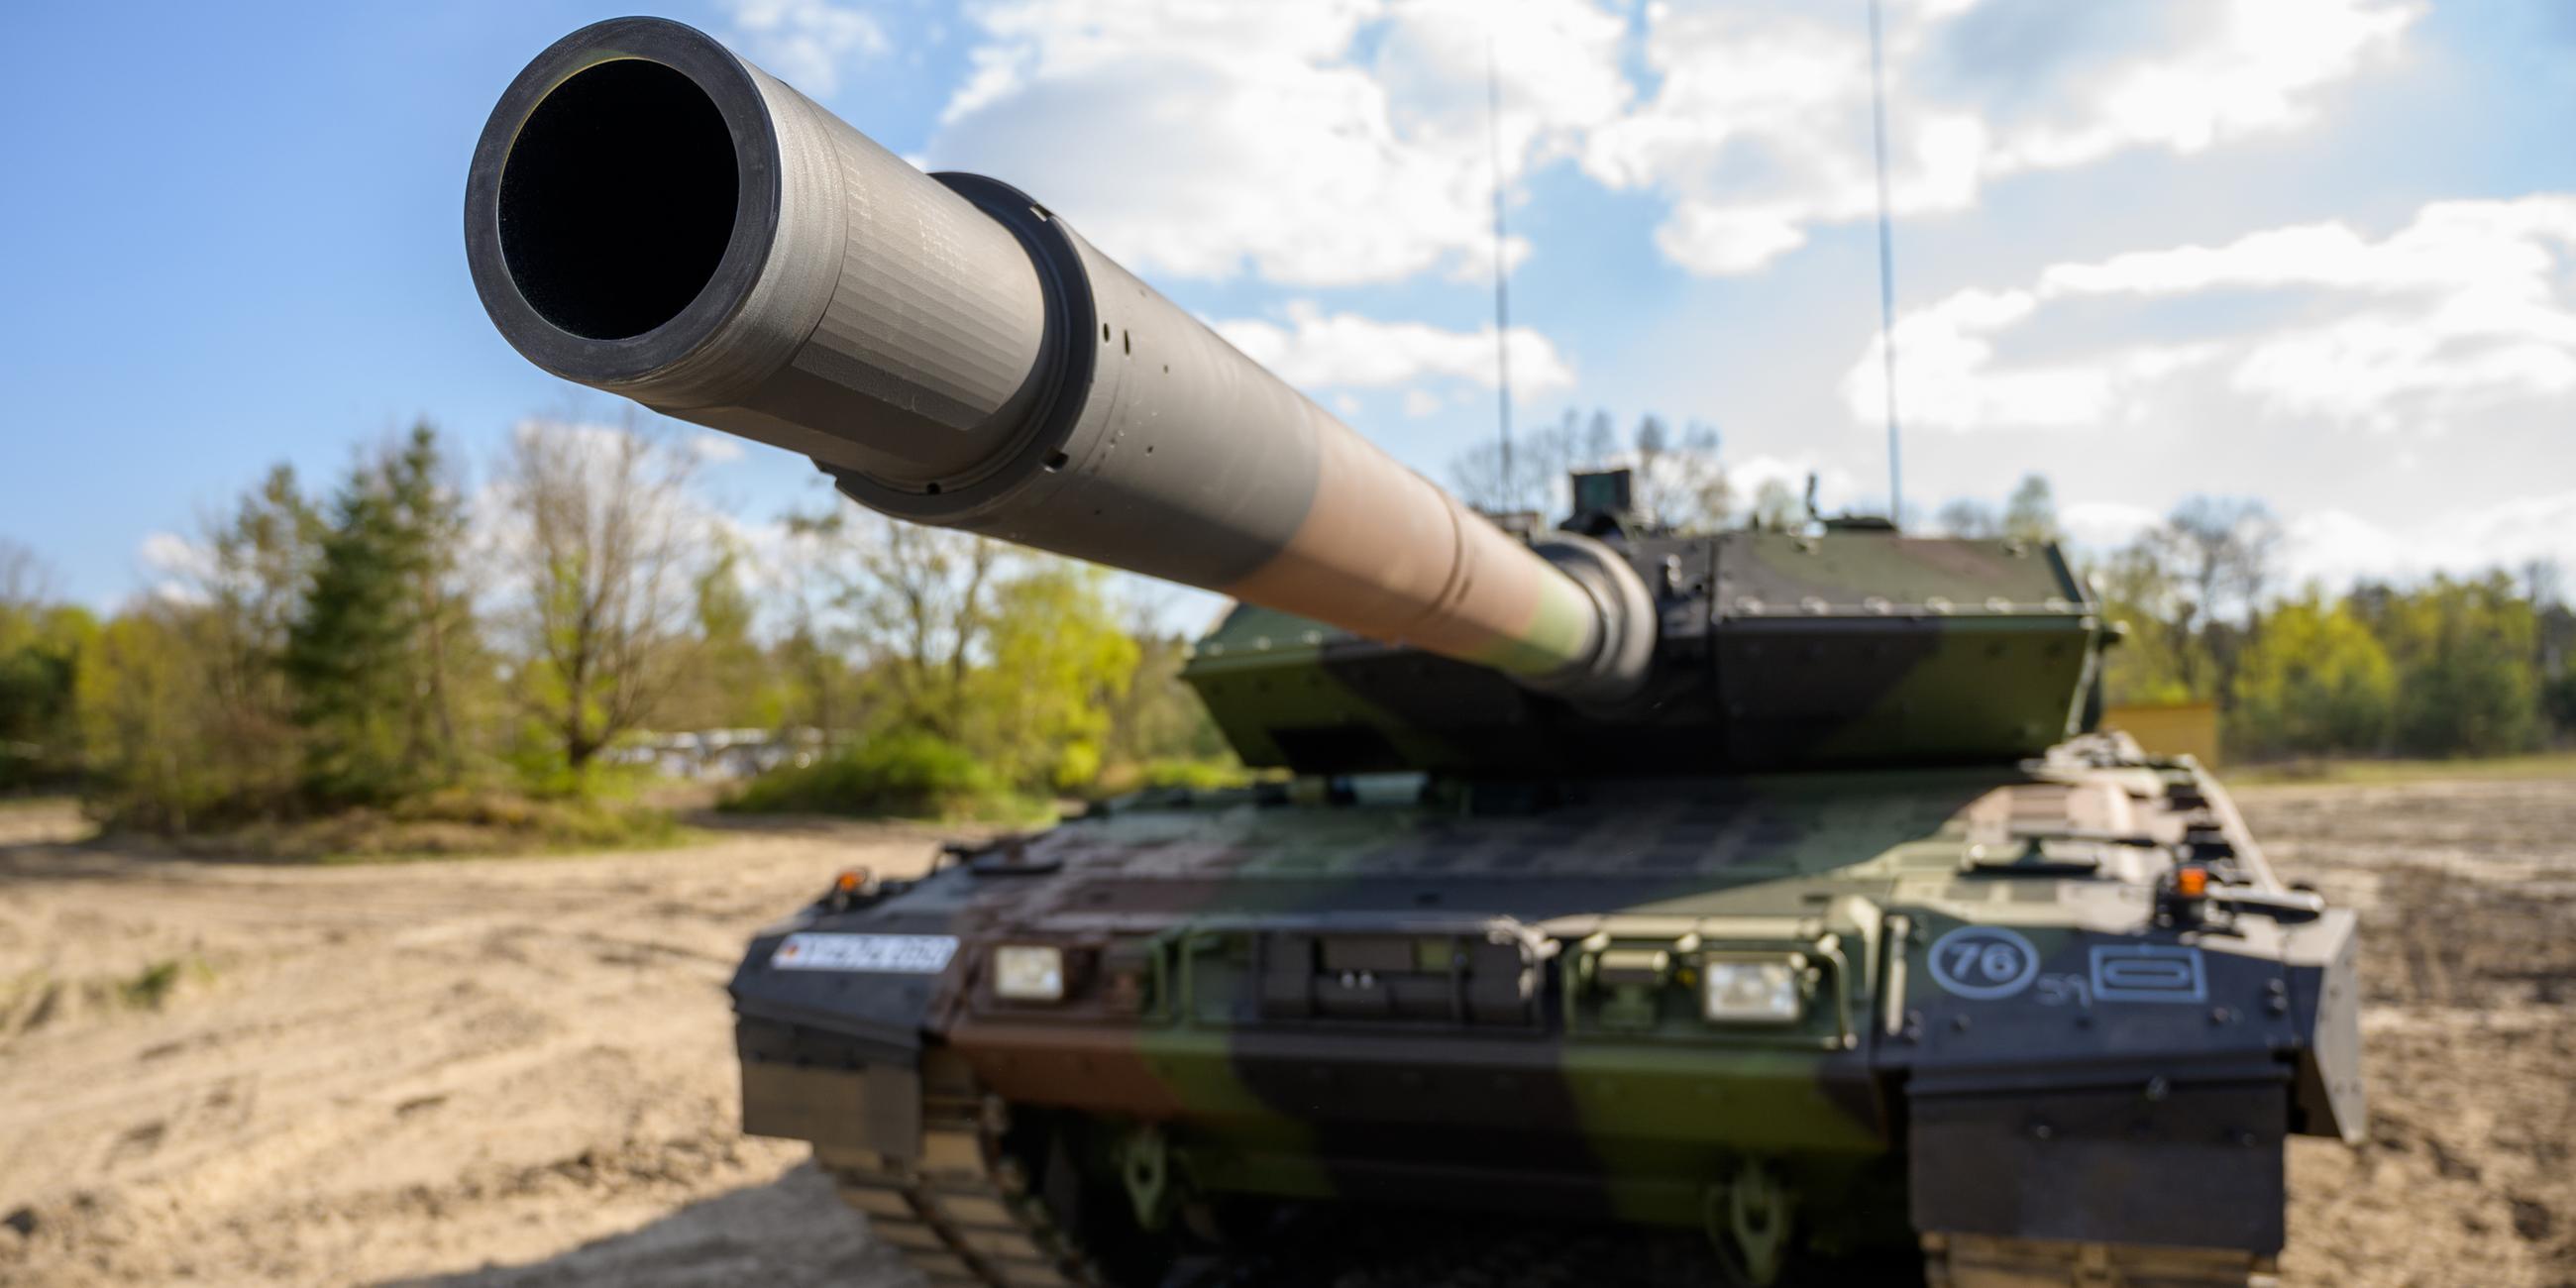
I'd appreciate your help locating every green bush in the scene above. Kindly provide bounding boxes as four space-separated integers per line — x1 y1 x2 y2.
1090 756 1254 797
2227 594 2396 758
724 731 1038 820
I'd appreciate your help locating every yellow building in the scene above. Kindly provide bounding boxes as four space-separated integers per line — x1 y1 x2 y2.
2103 701 2223 767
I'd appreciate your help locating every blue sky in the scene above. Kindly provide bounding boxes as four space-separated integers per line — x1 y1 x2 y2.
4 0 2573 611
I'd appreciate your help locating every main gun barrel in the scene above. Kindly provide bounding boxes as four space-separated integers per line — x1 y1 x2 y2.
465 17 1651 702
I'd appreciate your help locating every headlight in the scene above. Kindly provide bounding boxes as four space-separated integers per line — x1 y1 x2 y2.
1700 953 1804 1025
992 945 1066 1003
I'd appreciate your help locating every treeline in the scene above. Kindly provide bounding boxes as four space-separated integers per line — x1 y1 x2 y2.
0 419 1225 833
1898 478 2574 760
10 414 2571 834
1449 407 1801 530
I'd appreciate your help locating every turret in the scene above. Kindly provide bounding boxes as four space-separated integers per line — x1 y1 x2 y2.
466 19 2107 774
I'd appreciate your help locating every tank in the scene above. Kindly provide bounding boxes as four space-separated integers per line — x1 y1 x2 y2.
466 19 2365 1286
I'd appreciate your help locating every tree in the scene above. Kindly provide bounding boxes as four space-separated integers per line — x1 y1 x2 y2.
1447 413 1588 516
286 426 480 805
2139 496 2279 698
788 503 1005 737
74 608 215 829
0 542 96 787
2227 590 2395 756
1628 417 1732 530
2522 560 2575 740
769 516 865 734
1936 499 1999 538
2377 574 2541 756
495 418 703 783
1095 585 1230 784
74 466 335 825
962 565 1139 791
1583 410 1618 465
193 465 327 809
1934 475 2056 542
1748 478 1804 530
2091 541 2208 705
2156 497 2279 622
1447 407 1732 529
659 540 785 730
0 538 54 609
2002 474 2061 544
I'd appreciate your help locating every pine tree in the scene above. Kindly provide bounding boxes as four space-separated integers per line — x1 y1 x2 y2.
285 425 477 805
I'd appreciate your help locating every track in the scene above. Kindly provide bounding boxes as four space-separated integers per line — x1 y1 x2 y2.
819 1129 2276 1288
1162 1210 1734 1288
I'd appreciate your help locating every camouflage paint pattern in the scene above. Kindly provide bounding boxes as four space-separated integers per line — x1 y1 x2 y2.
733 711 2356 1262
470 19 2363 1277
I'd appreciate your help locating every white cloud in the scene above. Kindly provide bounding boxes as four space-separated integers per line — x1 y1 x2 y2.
2058 499 2163 551
139 530 210 579
724 0 890 97
1402 388 1444 418
928 0 1627 285
689 431 747 464
2281 490 2576 589
1726 453 1862 514
902 1 2423 288
138 530 214 605
1842 195 2576 433
1213 300 1574 396
1585 0 2421 274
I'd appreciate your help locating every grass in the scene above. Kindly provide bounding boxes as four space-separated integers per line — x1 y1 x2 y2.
161 788 703 864
721 731 1055 824
114 958 215 1010
1087 757 1259 797
0 794 79 814
2227 749 2576 787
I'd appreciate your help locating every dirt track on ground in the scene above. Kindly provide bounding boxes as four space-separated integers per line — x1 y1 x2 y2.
0 778 2570 1287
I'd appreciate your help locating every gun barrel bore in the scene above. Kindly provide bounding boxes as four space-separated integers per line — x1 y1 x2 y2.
467 17 1649 702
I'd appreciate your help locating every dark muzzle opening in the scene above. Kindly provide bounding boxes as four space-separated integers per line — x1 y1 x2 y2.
495 58 739 341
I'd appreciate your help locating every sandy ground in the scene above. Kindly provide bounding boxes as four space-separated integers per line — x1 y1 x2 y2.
0 810 929 1288
0 777 2569 1288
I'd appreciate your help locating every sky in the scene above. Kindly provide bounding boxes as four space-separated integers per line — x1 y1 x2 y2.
3 0 2572 613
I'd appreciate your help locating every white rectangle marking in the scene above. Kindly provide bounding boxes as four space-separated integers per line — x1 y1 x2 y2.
2090 944 2206 1003
771 932 959 974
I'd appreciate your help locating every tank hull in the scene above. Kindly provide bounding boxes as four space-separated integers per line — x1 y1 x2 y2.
730 741 2359 1285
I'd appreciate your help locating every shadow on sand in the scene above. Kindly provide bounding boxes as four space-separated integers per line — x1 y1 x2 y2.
380 1161 919 1288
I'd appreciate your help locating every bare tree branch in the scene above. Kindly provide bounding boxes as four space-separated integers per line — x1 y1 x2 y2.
495 417 705 772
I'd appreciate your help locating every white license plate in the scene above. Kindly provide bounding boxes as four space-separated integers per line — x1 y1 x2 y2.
770 932 959 974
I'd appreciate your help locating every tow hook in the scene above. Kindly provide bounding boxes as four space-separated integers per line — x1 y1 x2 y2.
1709 1157 1791 1285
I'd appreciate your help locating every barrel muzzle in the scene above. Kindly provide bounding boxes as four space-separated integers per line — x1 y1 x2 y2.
467 17 1651 704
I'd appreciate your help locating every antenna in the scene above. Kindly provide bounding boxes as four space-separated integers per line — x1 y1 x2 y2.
1867 0 1902 522
1485 36 1515 506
